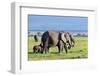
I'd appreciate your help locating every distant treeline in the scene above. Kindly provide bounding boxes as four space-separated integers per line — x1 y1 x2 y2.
28 32 88 37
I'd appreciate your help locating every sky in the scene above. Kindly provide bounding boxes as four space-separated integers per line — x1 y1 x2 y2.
28 15 88 32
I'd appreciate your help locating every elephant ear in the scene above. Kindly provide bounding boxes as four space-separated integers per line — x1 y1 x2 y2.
61 33 67 44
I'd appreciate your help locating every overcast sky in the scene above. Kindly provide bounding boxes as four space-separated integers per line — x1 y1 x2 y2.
28 15 88 32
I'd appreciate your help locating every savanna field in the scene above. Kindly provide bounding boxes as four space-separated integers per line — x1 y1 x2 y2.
28 36 88 61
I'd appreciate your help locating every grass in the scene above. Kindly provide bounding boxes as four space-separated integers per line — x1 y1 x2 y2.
28 36 88 61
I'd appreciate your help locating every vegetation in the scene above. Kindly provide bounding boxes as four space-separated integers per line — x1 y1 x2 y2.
28 36 88 61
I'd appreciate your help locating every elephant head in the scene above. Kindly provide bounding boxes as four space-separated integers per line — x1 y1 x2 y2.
68 33 75 47
61 32 72 49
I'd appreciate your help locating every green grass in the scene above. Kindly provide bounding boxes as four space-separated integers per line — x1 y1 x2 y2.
28 36 88 61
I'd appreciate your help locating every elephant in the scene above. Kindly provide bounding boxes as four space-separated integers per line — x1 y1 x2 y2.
41 31 75 54
67 32 75 47
33 44 43 53
34 35 38 42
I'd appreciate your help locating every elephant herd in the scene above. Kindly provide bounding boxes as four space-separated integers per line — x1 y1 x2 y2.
33 31 75 54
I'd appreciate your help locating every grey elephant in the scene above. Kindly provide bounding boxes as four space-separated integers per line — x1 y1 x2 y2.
33 44 43 53
41 31 75 54
67 32 75 47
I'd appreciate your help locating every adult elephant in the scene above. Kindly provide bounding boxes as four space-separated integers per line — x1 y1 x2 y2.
67 32 75 48
41 31 75 54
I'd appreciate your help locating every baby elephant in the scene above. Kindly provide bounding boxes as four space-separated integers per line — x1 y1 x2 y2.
33 44 42 53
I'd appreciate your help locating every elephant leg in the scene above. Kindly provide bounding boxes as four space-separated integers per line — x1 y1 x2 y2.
64 44 68 53
44 38 49 54
41 49 44 54
47 47 49 53
33 50 36 53
43 44 48 54
57 40 64 53
57 45 62 53
46 47 50 54
44 47 48 54
61 44 64 52
42 47 45 54
58 46 60 53
42 43 48 54
38 49 40 53
61 47 63 52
